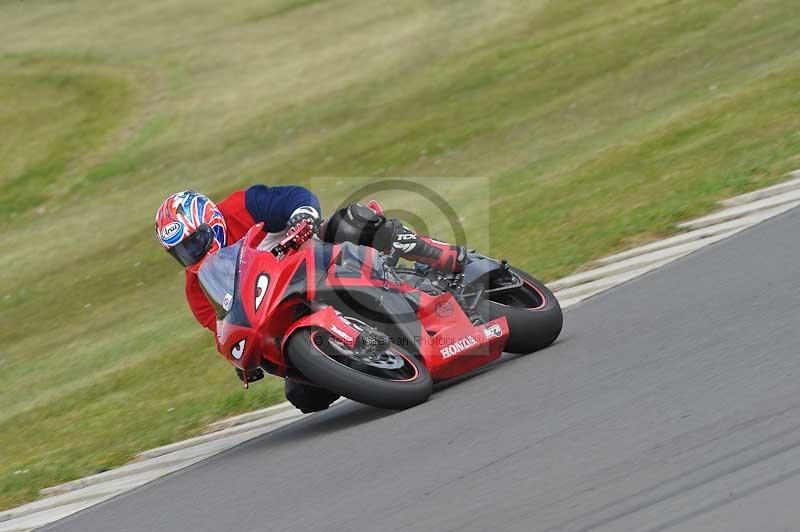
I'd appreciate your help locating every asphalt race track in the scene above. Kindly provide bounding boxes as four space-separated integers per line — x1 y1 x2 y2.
44 209 800 532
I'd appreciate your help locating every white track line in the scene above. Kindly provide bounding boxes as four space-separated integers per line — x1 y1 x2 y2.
550 229 745 292
594 201 800 266
678 188 800 230
720 175 800 207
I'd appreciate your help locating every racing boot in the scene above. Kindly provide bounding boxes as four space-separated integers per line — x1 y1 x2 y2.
387 224 466 274
285 380 340 414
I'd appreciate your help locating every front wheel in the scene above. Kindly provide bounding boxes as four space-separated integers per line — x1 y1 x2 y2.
286 328 433 410
475 264 563 354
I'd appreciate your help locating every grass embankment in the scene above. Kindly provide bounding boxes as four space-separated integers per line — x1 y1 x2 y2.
2 0 799 510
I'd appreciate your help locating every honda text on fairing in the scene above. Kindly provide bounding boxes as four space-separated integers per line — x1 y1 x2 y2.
199 202 563 410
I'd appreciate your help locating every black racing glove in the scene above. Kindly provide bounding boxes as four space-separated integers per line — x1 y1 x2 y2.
286 206 322 235
236 367 265 385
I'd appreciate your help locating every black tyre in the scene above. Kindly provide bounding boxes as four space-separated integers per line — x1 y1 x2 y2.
475 265 563 354
286 328 433 410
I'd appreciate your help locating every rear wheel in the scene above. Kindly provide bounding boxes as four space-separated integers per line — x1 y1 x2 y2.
395 262 563 354
286 327 433 410
475 265 563 354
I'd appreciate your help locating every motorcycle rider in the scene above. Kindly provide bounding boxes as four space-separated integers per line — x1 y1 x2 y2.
155 185 466 413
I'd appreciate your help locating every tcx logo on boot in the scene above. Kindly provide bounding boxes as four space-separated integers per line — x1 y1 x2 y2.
440 336 477 358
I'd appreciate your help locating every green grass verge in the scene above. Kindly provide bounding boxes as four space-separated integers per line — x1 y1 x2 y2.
2 0 800 510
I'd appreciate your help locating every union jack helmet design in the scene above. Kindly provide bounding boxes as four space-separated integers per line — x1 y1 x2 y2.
155 190 227 269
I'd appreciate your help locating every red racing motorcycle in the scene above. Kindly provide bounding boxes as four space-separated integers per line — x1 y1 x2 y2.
198 207 562 410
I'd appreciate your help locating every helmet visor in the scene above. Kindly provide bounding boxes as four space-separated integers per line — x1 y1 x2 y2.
167 224 215 267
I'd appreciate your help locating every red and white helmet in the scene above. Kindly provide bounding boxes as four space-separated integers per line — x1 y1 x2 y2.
155 190 227 269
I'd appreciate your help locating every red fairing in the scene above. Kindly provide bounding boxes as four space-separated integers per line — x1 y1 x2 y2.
217 321 260 370
214 225 364 375
415 292 509 381
215 225 300 372
206 219 512 387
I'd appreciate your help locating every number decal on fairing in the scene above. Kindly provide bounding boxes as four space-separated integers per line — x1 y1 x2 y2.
255 274 270 311
232 339 246 360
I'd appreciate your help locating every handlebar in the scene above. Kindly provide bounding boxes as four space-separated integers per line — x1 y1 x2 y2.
272 220 314 258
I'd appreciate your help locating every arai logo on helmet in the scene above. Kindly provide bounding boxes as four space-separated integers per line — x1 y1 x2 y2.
160 222 184 245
